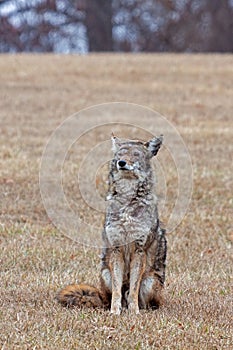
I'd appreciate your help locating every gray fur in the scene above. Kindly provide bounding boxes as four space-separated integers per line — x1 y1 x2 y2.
100 135 167 314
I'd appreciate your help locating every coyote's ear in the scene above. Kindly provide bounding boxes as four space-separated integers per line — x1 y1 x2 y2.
111 133 121 152
145 135 163 157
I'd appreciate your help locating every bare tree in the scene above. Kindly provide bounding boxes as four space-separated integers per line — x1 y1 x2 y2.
112 0 233 52
85 0 113 51
0 0 87 52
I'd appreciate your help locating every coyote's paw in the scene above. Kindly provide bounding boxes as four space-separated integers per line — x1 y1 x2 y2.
128 302 140 314
110 300 122 315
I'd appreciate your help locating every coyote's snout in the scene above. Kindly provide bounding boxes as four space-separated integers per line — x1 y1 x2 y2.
57 134 167 315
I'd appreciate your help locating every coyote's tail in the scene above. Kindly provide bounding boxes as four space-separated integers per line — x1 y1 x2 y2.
56 283 109 309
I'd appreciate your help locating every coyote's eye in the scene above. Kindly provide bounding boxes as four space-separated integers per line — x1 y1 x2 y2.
133 151 141 157
118 148 128 156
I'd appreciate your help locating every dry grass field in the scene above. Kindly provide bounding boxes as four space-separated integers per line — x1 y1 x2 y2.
0 54 232 349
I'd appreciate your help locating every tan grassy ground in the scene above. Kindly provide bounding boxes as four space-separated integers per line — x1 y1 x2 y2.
0 54 232 349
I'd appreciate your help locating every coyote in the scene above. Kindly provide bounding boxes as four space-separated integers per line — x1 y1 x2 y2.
57 135 167 314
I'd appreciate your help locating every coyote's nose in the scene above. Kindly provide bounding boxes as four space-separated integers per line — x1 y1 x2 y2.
118 160 127 168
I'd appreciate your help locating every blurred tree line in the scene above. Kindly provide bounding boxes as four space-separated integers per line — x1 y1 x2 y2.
0 0 232 53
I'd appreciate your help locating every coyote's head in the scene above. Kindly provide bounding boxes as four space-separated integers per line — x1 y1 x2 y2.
111 134 163 177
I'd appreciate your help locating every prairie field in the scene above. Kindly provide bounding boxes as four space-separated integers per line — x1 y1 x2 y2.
0 54 232 349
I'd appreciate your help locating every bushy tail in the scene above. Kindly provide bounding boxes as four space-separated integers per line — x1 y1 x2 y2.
56 283 109 309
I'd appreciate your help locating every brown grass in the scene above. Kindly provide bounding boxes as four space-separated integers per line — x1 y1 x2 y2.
0 54 232 349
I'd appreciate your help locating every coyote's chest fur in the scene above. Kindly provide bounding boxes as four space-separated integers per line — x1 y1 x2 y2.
105 177 158 246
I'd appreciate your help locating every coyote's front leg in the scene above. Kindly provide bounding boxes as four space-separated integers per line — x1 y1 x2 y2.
110 247 124 315
128 247 146 314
